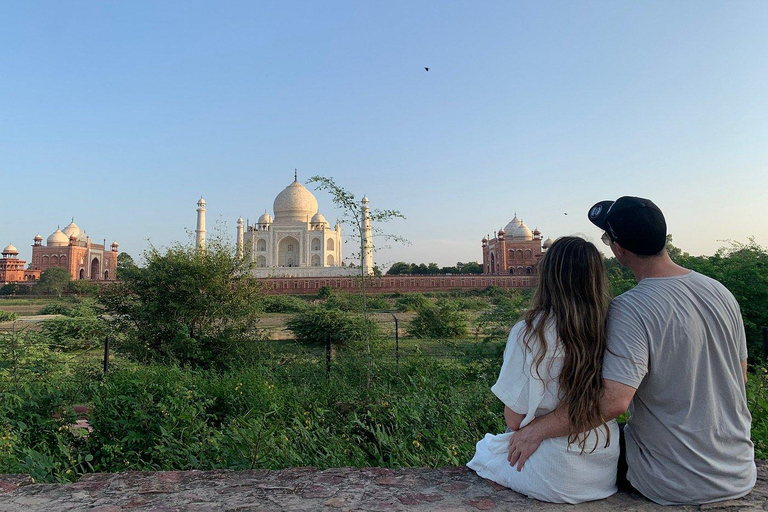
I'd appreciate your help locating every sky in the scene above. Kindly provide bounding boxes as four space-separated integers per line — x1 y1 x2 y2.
1 1 766 269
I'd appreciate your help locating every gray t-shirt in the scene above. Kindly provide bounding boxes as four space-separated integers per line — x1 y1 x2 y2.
603 270 756 505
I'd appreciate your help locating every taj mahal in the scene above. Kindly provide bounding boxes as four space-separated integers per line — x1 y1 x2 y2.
194 173 372 277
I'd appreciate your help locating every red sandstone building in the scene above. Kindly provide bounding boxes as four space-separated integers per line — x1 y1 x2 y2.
28 221 119 281
482 215 553 275
0 244 40 285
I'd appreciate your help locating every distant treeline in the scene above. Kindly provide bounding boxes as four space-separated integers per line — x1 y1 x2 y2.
386 261 483 275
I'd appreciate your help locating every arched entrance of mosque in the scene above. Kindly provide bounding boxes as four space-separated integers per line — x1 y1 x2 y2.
104 270 109 280
79 268 85 280
256 255 266 267
90 258 100 280
278 236 300 267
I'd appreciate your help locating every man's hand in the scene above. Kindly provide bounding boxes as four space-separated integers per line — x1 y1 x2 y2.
507 423 545 471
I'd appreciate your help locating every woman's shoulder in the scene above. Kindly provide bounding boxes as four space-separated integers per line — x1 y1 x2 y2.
507 315 561 356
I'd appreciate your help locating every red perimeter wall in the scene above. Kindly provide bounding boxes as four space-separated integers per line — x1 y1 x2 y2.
259 275 535 295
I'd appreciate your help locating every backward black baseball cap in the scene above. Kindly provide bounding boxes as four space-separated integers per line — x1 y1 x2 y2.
587 196 667 255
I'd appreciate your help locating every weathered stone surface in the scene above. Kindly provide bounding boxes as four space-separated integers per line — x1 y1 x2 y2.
0 462 766 511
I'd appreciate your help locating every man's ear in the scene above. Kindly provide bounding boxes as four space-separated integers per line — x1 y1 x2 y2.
612 241 627 258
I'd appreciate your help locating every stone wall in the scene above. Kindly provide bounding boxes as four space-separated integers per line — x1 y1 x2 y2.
259 274 536 295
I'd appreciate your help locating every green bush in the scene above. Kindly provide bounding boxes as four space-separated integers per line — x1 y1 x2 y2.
40 316 105 351
0 311 18 322
409 301 469 339
99 240 263 369
475 292 530 338
38 302 74 316
287 308 381 347
67 281 100 296
395 294 431 312
0 283 31 296
262 295 311 313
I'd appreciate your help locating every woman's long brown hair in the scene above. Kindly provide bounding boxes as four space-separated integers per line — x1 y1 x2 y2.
522 236 610 452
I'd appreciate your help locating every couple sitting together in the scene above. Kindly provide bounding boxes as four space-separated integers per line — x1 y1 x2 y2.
468 196 756 505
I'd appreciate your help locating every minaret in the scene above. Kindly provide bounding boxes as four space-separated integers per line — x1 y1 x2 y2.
196 197 206 251
361 195 373 275
237 217 244 260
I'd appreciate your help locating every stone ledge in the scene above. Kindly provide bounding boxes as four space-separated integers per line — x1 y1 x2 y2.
1 462 766 511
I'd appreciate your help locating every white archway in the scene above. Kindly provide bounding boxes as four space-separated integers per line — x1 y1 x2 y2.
278 236 300 267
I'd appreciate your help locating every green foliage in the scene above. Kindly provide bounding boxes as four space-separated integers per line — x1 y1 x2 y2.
99 240 264 368
747 367 768 459
287 308 381 347
116 252 137 279
395 293 431 312
321 292 389 312
38 302 75 316
475 292 530 338
387 261 483 275
603 257 636 298
2 353 505 480
0 330 59 383
87 366 220 472
0 311 19 322
40 316 104 351
67 280 99 296
0 379 93 482
261 295 311 313
34 268 72 297
681 239 768 360
317 286 333 300
0 283 31 296
409 301 469 339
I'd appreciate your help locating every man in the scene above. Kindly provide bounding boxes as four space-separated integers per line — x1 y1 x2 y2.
507 196 756 505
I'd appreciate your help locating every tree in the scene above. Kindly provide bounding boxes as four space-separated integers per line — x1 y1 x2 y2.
99 240 263 368
34 267 72 297
458 261 483 274
116 252 137 279
308 176 407 382
387 262 412 275
409 300 469 339
286 308 380 348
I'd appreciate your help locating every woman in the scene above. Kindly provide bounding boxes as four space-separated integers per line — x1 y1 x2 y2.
467 236 619 504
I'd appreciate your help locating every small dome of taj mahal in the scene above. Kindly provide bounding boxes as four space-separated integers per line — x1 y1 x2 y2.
2 244 18 255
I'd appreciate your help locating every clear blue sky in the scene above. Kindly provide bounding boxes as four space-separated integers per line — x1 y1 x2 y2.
2 1 766 268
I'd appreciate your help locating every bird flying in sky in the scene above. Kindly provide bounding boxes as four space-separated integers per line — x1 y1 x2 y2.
424 67 430 72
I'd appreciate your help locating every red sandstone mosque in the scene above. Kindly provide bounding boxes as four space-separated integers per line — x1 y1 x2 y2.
482 215 553 275
0 220 118 286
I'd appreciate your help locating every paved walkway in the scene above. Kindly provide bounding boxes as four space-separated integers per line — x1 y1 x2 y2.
1 462 766 511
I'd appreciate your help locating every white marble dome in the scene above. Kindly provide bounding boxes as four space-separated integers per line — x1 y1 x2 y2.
2 244 18 254
311 212 328 225
511 222 533 241
258 212 273 224
273 178 319 223
542 237 554 249
504 215 522 233
62 221 81 239
47 229 69 247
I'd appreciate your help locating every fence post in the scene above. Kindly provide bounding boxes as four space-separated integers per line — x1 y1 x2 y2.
391 313 400 377
326 332 332 381
103 335 110 375
762 327 768 361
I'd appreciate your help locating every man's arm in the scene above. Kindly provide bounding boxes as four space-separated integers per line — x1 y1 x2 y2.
507 379 636 471
742 359 748 384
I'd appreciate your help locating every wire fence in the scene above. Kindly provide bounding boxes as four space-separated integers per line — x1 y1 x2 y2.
0 318 506 389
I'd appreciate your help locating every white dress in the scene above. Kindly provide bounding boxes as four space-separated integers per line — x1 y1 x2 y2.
467 319 619 504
